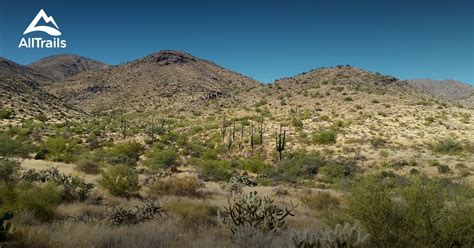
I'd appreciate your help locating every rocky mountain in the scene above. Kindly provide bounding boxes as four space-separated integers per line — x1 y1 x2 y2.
407 79 474 108
0 57 83 120
44 50 262 113
29 54 108 81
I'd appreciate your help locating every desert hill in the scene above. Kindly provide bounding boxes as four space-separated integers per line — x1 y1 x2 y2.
407 79 474 108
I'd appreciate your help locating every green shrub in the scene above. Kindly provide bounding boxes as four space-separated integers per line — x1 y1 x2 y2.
107 141 144 166
0 159 20 183
313 129 337 145
320 159 358 179
146 148 178 170
0 183 61 221
99 165 140 197
438 164 451 174
241 156 271 174
346 175 474 247
200 160 232 181
430 138 464 155
0 109 12 119
148 176 204 197
0 135 29 158
271 153 326 182
76 156 101 174
38 136 84 163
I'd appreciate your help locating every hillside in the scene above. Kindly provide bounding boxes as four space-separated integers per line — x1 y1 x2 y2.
29 54 109 81
407 79 474 108
43 51 262 113
0 57 83 121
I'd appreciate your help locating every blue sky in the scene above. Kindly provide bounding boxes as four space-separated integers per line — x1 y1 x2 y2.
0 0 472 84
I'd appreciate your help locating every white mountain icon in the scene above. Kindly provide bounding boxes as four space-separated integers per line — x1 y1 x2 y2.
23 9 61 36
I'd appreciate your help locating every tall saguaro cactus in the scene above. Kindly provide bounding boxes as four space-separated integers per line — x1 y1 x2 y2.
221 118 227 140
258 116 265 144
275 125 286 160
120 114 128 140
250 124 255 149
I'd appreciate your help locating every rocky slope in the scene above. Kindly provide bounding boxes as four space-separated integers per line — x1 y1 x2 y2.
407 79 474 108
0 57 83 121
29 54 108 81
44 50 262 113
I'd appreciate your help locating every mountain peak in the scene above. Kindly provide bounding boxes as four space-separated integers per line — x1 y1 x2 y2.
141 50 197 65
30 54 108 80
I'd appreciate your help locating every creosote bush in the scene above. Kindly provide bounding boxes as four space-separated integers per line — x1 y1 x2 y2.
300 191 340 211
313 129 337 145
345 175 474 247
145 148 178 170
99 165 140 197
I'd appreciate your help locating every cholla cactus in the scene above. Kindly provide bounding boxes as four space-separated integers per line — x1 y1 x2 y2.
291 223 369 248
21 168 94 201
224 175 258 194
0 212 14 242
220 191 297 234
106 200 166 226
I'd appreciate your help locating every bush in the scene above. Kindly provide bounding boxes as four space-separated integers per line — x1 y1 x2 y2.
76 157 101 174
291 223 369 248
271 153 326 182
300 191 340 211
430 138 464 155
145 148 178 170
0 159 20 183
345 175 474 247
164 200 217 227
99 165 140 197
200 160 232 181
148 176 204 198
313 129 337 145
438 164 451 174
320 159 358 179
0 135 29 158
241 156 271 174
39 136 84 163
107 141 144 166
0 183 61 221
0 109 12 119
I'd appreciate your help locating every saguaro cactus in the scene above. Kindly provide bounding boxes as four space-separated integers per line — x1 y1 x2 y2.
258 117 265 144
250 124 255 149
120 114 128 139
275 125 286 160
221 118 227 140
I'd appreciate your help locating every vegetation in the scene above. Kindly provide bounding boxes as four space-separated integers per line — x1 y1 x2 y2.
99 165 140 197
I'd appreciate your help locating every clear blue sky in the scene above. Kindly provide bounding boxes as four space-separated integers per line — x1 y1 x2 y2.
0 0 472 84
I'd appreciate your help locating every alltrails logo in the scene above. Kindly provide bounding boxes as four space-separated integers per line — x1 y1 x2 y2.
18 9 67 48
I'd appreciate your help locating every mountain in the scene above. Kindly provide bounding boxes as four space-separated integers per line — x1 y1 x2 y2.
407 79 474 108
0 57 83 120
44 50 262 113
29 54 108 81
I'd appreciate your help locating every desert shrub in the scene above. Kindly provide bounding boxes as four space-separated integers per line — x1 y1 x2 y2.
164 200 217 227
99 165 139 197
0 183 61 221
291 117 304 129
270 153 326 182
107 141 144 166
220 191 297 234
199 160 232 181
240 156 271 174
76 154 102 174
38 136 84 163
345 175 474 247
0 159 20 183
430 138 464 155
106 200 165 226
145 148 178 170
320 159 358 179
0 109 12 119
437 164 451 174
291 223 369 248
313 129 337 145
369 136 386 148
0 135 29 158
300 191 340 211
148 176 204 198
21 167 94 201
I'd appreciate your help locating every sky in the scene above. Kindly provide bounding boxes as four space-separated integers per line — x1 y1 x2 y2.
0 0 472 84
